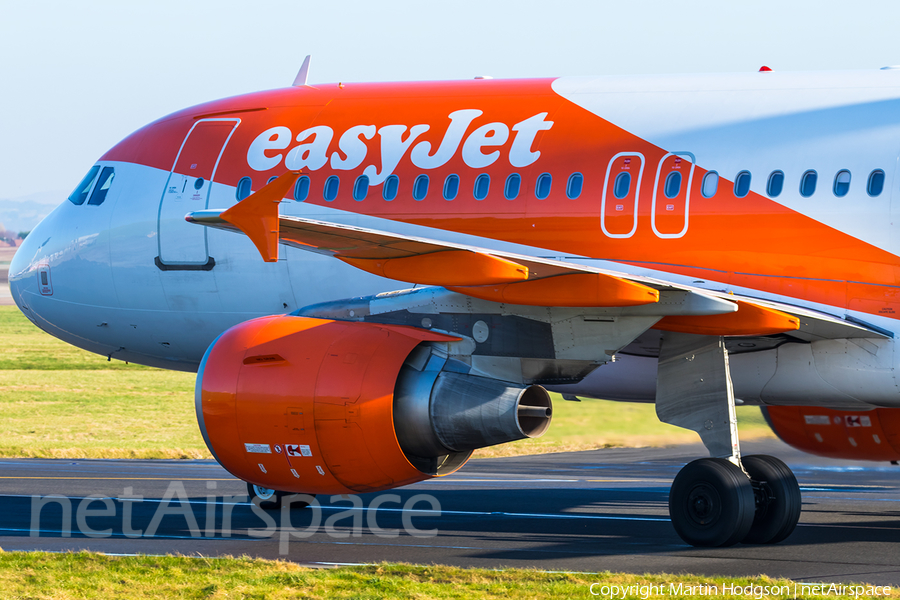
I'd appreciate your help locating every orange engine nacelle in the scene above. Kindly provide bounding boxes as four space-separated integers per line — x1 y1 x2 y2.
196 315 552 495
765 405 900 462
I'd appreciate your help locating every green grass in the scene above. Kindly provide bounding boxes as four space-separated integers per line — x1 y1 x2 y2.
0 305 773 459
0 307 149 370
0 552 887 599
477 397 773 458
0 370 204 458
0 306 203 458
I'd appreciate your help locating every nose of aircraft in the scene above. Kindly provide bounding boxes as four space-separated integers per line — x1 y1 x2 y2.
8 217 50 323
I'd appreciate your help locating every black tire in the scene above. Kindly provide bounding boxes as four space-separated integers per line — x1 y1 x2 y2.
248 483 284 509
669 458 755 547
247 483 315 510
741 454 801 544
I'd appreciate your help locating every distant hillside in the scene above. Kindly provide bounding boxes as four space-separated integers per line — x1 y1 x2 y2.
0 191 65 233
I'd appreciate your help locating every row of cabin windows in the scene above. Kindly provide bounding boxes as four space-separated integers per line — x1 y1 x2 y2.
236 172 585 202
729 168 885 199
236 167 888 203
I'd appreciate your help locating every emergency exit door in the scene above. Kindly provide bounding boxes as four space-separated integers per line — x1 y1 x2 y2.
651 152 695 239
157 118 239 267
601 152 644 238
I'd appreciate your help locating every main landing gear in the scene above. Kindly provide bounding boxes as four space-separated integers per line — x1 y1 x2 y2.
669 454 800 546
657 333 802 547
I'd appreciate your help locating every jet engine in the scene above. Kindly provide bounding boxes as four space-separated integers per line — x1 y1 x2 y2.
196 315 553 494
764 405 900 462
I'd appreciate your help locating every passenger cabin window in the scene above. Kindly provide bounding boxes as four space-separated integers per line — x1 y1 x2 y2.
734 171 751 198
68 165 101 205
267 176 278 185
353 175 369 201
664 171 682 199
766 171 784 198
413 175 429 200
868 169 885 197
613 172 631 199
833 170 851 197
566 173 583 199
323 176 340 201
383 174 399 201
701 171 718 198
535 173 552 199
194 178 205 190
443 174 459 200
293 176 310 201
800 170 817 197
474 174 490 200
236 177 252 200
505 174 521 200
87 167 115 205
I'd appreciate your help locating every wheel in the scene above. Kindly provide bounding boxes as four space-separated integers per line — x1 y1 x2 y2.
669 458 755 547
741 454 801 544
246 483 315 510
248 483 284 509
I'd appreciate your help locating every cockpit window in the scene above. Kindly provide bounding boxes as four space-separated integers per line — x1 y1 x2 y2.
68 165 101 205
87 167 115 205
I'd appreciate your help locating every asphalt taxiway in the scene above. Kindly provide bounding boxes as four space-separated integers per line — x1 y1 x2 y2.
0 438 898 585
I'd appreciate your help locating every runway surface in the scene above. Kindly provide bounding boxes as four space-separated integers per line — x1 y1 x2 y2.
0 438 898 585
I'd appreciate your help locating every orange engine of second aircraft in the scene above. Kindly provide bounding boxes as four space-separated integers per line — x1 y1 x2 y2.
196 315 553 495
765 405 900 462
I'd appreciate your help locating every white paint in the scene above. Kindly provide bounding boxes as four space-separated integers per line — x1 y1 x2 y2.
461 122 509 168
246 111 555 180
363 124 430 185
244 443 272 454
551 70 900 255
411 109 482 168
247 126 292 171
284 126 334 171
330 125 376 170
509 112 553 168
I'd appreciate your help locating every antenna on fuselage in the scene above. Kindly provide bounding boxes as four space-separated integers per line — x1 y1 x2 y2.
292 55 311 87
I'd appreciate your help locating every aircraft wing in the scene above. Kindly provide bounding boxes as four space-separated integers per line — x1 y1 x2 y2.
186 171 888 341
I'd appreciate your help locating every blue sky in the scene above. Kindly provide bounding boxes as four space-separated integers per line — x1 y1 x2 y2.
2 0 899 198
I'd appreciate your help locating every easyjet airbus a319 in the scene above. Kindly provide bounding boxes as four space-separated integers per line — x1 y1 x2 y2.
12 61 900 548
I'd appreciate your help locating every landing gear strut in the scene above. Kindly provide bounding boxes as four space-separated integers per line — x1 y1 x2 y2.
657 333 801 547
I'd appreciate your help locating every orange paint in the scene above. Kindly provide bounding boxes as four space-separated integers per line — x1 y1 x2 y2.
199 315 464 494
653 300 799 336
449 272 659 307
340 250 529 286
101 78 900 321
218 171 300 262
767 405 900 462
